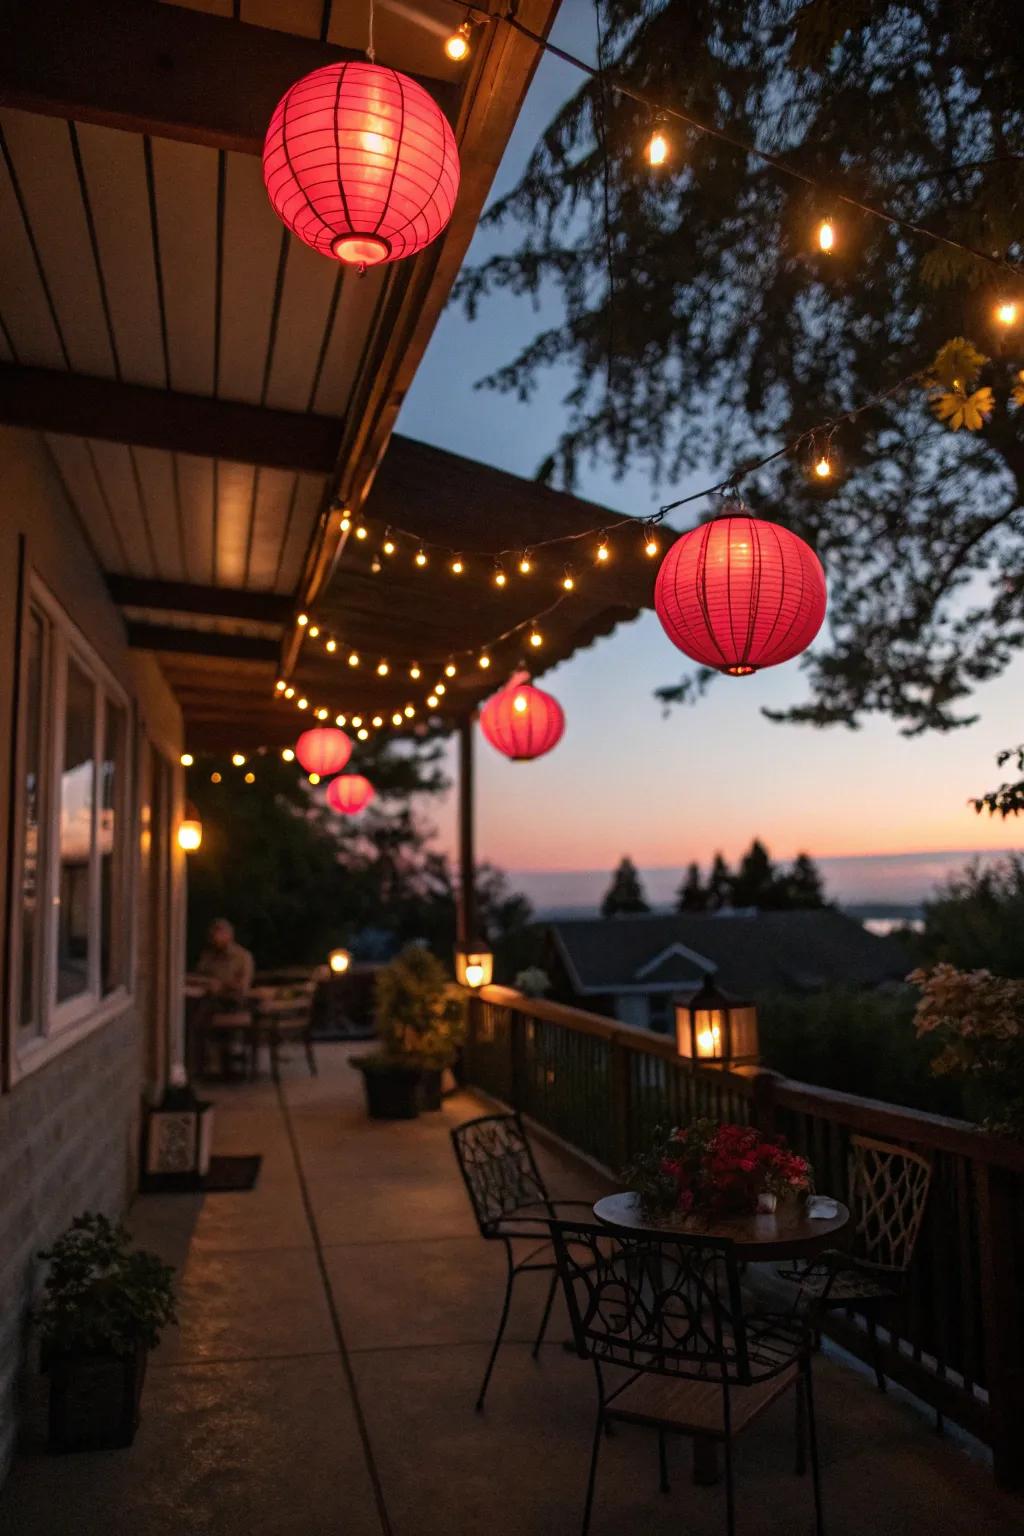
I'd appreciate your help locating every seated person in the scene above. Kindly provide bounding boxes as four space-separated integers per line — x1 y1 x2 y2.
195 918 254 1003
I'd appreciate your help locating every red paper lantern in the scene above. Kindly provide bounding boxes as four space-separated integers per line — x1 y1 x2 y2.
654 512 827 675
295 727 352 777
326 774 376 815
480 672 565 761
263 62 460 268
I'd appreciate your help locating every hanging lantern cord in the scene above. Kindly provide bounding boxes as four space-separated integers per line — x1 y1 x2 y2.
366 0 376 63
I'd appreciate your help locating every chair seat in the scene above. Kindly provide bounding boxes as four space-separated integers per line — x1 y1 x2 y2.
608 1361 798 1439
785 1266 900 1306
207 1011 254 1030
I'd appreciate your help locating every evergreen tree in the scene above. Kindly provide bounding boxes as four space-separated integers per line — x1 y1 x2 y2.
676 862 709 913
707 853 733 912
458 0 1024 738
784 852 828 909
730 839 779 909
601 857 651 917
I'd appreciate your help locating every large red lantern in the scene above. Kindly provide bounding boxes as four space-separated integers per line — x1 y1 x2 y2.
295 727 351 777
326 774 375 815
480 672 565 762
654 511 827 675
263 62 460 268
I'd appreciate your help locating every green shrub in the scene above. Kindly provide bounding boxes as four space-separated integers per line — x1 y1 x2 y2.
35 1213 177 1358
373 944 466 1069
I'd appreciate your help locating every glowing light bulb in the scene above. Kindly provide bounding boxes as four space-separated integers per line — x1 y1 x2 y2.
297 698 308 710
383 539 396 555
232 753 246 767
427 693 439 708
410 664 421 680
404 705 415 717
308 624 320 638
244 771 255 784
180 752 194 767
326 638 337 652
309 772 320 785
518 555 532 575
348 652 360 667
644 537 659 557
479 655 491 669
817 219 835 253
435 682 446 696
275 680 286 692
211 771 222 783
451 557 464 575
372 715 383 728
371 557 382 574
596 540 610 562
444 22 471 61
645 128 669 167
415 549 428 567
995 300 1019 327
284 687 295 699
355 525 368 540
316 708 328 720
282 748 295 762
814 456 832 479
377 661 389 677
392 712 403 726
340 515 351 531
494 567 508 588
357 728 369 741
529 629 543 648
297 612 309 626
513 694 528 713
444 662 457 678
335 715 347 728
352 716 363 728
562 572 575 591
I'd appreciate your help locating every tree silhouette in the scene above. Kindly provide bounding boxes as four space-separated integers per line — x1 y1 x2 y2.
676 862 709 912
730 839 779 909
784 852 828 910
601 857 651 917
707 853 733 912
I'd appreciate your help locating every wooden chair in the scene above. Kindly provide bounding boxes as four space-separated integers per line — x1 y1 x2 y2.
782 1133 932 1392
550 1220 823 1536
252 984 318 1081
450 1112 594 1411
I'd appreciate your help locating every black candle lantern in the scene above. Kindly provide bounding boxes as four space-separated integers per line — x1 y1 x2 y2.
675 979 759 1067
141 1068 213 1191
454 944 494 989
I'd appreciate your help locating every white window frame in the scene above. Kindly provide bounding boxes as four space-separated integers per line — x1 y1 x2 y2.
7 577 135 1083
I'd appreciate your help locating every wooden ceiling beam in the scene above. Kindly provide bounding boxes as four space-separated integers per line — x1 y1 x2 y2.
0 0 453 155
0 364 341 475
109 577 292 624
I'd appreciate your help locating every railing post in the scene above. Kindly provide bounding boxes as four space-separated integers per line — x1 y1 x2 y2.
509 1008 526 1111
609 1033 632 1173
749 1068 778 1137
975 1159 1024 1488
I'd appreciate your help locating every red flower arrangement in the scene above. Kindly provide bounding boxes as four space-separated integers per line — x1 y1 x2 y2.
627 1119 813 1220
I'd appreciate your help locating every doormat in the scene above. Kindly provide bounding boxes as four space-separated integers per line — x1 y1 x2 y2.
202 1154 262 1192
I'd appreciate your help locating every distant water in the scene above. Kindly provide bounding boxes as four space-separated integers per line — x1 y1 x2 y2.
515 847 1019 913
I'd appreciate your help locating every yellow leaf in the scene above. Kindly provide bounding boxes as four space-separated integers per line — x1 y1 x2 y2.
929 337 989 392
929 385 995 431
1012 372 1024 410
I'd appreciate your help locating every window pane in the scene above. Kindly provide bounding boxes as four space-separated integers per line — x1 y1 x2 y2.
57 658 96 1004
19 609 47 1033
100 699 128 994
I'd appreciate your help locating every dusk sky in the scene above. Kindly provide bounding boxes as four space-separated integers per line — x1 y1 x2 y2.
398 5 1022 907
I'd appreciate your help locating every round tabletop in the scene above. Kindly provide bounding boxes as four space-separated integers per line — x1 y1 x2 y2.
593 1191 849 1262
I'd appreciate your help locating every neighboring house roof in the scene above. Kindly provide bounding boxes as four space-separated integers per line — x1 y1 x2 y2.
547 909 914 997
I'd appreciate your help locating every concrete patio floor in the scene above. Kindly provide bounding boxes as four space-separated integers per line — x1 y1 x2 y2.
3 1044 1017 1536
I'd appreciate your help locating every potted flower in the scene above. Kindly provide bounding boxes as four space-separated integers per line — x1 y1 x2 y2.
35 1212 177 1452
351 945 466 1118
625 1120 813 1221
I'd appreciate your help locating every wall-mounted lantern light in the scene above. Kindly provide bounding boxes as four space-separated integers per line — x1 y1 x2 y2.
675 979 759 1067
328 947 351 975
455 945 494 990
177 801 203 853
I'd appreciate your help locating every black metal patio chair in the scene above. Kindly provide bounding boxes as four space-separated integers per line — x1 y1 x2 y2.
780 1133 932 1393
551 1219 824 1536
450 1111 595 1411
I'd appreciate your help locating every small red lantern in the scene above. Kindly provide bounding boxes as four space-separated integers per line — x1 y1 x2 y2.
326 774 375 815
655 510 827 675
263 62 460 268
295 727 351 777
480 672 565 761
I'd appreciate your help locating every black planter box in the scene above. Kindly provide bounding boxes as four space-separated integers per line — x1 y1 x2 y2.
351 1058 422 1119
418 1068 443 1112
47 1345 147 1453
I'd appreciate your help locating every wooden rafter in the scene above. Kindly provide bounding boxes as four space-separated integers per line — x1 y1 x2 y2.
108 577 293 624
124 624 280 661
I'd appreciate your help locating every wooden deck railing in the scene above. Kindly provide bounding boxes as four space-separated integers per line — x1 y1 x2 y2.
464 986 1024 1490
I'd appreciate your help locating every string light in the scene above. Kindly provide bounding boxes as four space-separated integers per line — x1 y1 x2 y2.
211 771 222 783
355 525 369 540
297 613 309 627
316 708 328 720
308 624 320 638
348 652 360 667
444 661 457 677
372 715 383 728
404 705 415 717
297 698 309 710
244 771 255 784
518 553 532 575
180 752 194 767
529 629 543 648
415 549 428 567
596 536 610 562
275 680 286 692
371 557 382 573
814 455 832 479
995 300 1019 327
335 715 347 727
309 772 321 785
383 534 396 555
326 638 337 652
284 687 295 699
451 556 465 575
357 728 369 741
377 660 390 676
562 570 575 590
645 118 669 167
643 530 659 557
410 663 421 679
435 682 446 696
426 693 439 708
494 565 508 587
351 716 363 728
444 21 471 61
282 748 295 762
817 218 835 253
232 753 246 766
340 515 351 532
392 712 403 726
479 654 491 669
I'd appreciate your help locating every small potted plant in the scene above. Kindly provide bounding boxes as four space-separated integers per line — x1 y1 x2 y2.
351 945 466 1118
625 1120 813 1221
35 1212 177 1452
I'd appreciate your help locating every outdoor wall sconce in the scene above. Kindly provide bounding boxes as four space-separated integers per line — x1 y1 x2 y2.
177 802 203 852
455 945 494 989
675 979 759 1067
329 948 351 975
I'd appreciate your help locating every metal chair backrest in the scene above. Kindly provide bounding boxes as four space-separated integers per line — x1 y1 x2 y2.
849 1134 932 1272
550 1220 752 1385
451 1113 551 1237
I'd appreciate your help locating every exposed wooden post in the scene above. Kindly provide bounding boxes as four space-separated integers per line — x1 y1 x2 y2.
456 714 477 949
975 1160 1024 1488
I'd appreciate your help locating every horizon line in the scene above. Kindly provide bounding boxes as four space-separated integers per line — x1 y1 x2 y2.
502 845 1022 875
